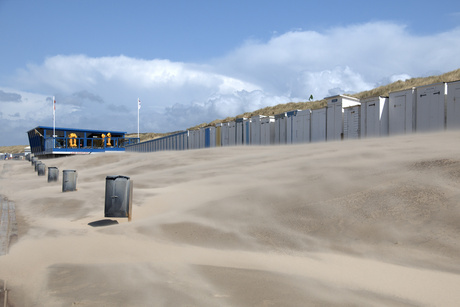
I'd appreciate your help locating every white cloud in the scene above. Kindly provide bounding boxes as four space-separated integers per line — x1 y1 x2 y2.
2 22 460 145
289 67 373 98
218 22 460 95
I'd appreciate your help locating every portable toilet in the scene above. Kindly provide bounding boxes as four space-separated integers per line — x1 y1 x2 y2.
446 80 460 129
388 87 416 136
292 109 311 143
326 95 360 141
360 96 389 138
415 82 447 132
343 105 361 139
311 108 327 142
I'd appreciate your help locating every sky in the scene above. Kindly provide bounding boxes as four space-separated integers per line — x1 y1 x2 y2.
1 0 460 146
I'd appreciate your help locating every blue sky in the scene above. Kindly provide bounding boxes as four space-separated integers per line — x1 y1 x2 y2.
1 0 460 146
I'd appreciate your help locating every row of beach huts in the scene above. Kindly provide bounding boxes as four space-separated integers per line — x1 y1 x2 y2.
126 81 460 152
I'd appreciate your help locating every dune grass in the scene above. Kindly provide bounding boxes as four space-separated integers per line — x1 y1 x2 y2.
187 68 460 130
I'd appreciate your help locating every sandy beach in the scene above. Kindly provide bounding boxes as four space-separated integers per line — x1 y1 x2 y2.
1 131 460 306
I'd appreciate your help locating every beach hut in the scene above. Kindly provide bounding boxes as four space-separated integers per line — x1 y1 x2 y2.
360 96 389 138
415 83 446 132
173 134 179 150
235 118 248 145
203 127 216 148
221 123 230 147
228 121 236 146
285 110 300 144
175 131 188 150
274 112 288 145
250 115 265 145
144 139 151 152
446 80 460 129
275 110 299 144
326 95 361 141
311 108 327 143
183 131 189 150
344 105 361 139
167 135 172 150
292 109 311 144
210 127 216 148
243 118 251 145
388 88 416 136
260 116 275 145
215 123 222 147
188 129 200 149
199 128 206 149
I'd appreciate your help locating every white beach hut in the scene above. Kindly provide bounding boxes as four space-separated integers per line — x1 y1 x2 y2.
274 112 288 145
415 83 446 132
178 132 187 150
221 122 230 147
343 105 361 139
292 109 311 144
243 118 251 145
207 126 216 148
260 116 275 145
388 88 415 136
360 96 389 138
311 108 327 143
285 110 300 144
228 121 236 146
446 80 460 129
199 128 206 149
188 129 200 149
274 111 299 144
326 95 361 141
215 123 222 147
250 115 265 145
235 117 248 145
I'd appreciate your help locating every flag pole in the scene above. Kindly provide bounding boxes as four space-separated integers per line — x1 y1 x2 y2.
53 96 56 148
137 98 140 139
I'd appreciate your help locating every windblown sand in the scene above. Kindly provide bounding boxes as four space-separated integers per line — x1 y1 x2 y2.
1 131 460 306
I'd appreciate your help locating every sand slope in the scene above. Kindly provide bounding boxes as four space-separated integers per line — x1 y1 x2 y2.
1 131 460 306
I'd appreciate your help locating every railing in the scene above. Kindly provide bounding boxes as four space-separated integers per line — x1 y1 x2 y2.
44 136 140 153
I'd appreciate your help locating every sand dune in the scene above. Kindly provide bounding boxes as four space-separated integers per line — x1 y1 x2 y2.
1 131 460 306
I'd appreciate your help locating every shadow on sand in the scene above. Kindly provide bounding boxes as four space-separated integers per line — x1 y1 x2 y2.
88 219 119 227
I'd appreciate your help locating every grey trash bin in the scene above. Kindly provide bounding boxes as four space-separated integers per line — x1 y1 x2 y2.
31 157 36 165
48 167 59 182
37 163 46 176
62 170 77 192
104 175 133 219
35 161 42 172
